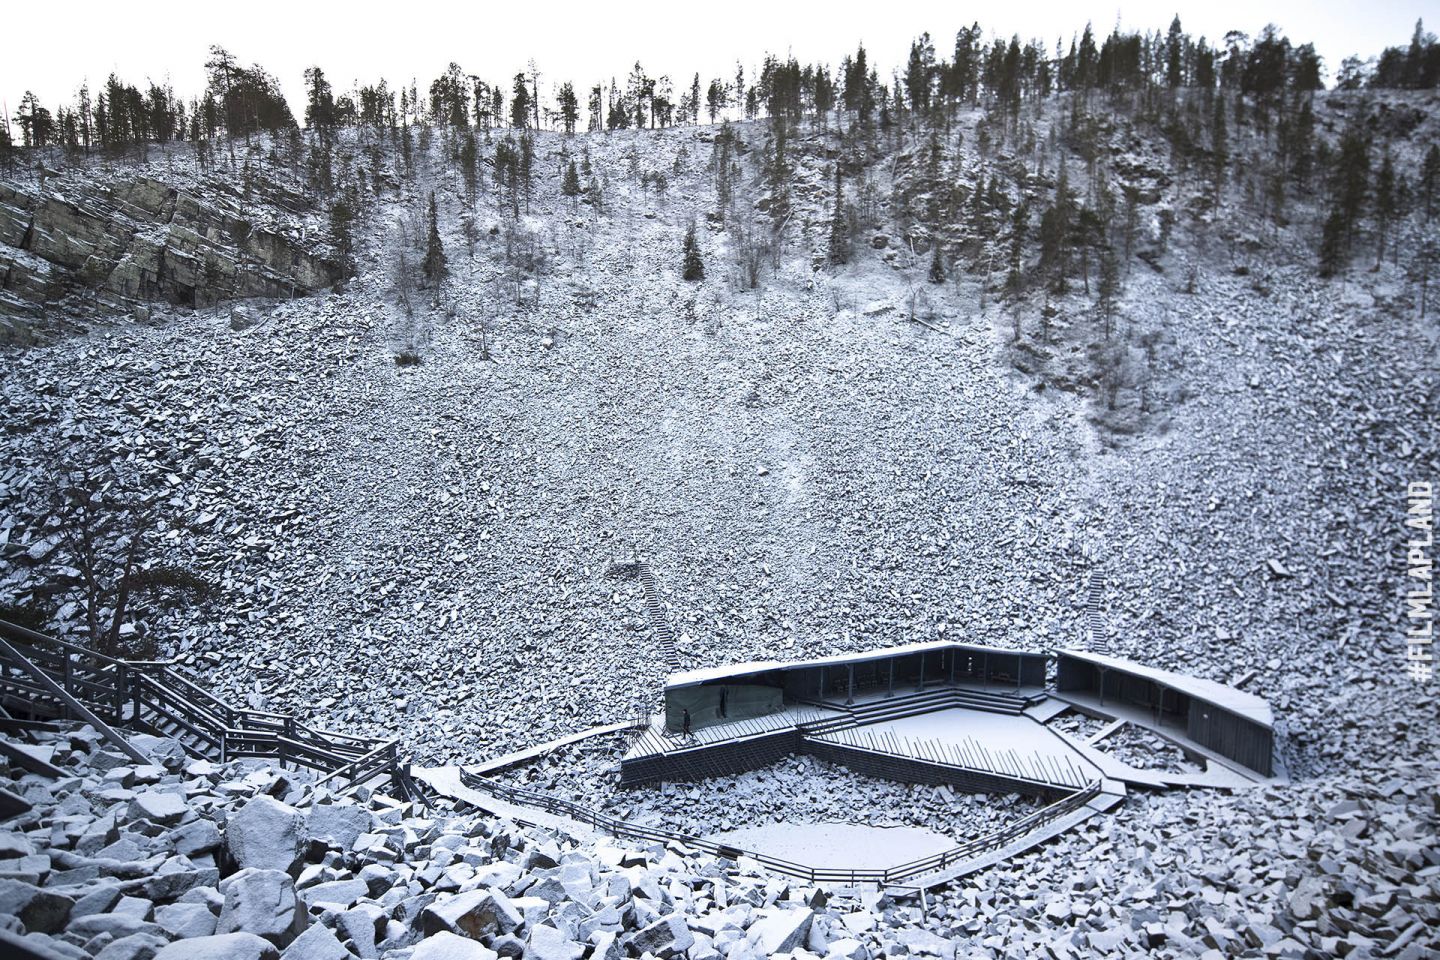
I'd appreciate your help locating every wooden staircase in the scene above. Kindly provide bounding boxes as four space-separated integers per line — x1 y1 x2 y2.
636 563 682 674
799 685 1033 736
1085 571 1108 653
0 619 409 802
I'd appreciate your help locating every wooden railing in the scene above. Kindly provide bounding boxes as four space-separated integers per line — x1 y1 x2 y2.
0 619 405 798
459 768 1103 887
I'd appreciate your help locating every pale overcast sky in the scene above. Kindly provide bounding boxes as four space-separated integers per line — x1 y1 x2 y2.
2 0 1429 120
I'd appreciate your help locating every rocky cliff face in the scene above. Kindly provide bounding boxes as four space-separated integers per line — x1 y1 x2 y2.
0 175 343 341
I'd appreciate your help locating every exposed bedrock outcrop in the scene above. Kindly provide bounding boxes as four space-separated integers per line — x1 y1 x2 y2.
0 175 343 331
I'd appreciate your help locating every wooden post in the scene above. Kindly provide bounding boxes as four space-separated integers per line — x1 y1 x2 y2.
114 664 127 723
887 659 894 698
132 673 144 730
61 654 73 721
280 717 293 770
917 650 925 692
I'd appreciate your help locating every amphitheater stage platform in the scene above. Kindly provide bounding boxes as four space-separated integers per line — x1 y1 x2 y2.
703 822 955 872
814 708 1106 787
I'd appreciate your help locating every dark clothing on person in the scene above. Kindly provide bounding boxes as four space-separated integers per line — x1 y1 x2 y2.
682 709 691 736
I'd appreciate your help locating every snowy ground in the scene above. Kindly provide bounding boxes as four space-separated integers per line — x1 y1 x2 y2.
706 822 953 871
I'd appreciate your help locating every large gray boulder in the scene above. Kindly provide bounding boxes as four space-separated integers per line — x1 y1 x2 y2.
153 933 280 960
93 932 169 960
226 797 305 875
298 877 369 908
154 901 219 939
526 924 582 960
128 791 188 825
172 820 222 858
216 869 306 947
409 932 499 960
0 928 89 960
420 889 522 939
66 914 165 941
279 923 350 960
0 831 35 858
746 910 814 956
305 805 373 852
0 880 73 934
126 735 188 771
628 914 695 960
335 905 384 957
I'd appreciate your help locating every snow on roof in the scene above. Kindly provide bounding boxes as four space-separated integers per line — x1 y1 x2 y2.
664 639 1044 691
1059 649 1274 728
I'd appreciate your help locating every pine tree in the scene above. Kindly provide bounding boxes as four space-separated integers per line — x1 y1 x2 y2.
682 224 705 281
1039 202 1069 294
329 190 357 278
510 74 531 129
928 243 945 283
1319 125 1371 274
1211 94 1228 202
1319 211 1347 277
1375 150 1397 266
556 82 579 135
562 159 581 201
1420 144 1439 222
714 123 734 222
1006 201 1029 299
303 66 336 134
421 192 447 292
1166 16 1185 89
519 133 535 213
587 84 603 132
1097 245 1120 338
460 132 479 206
